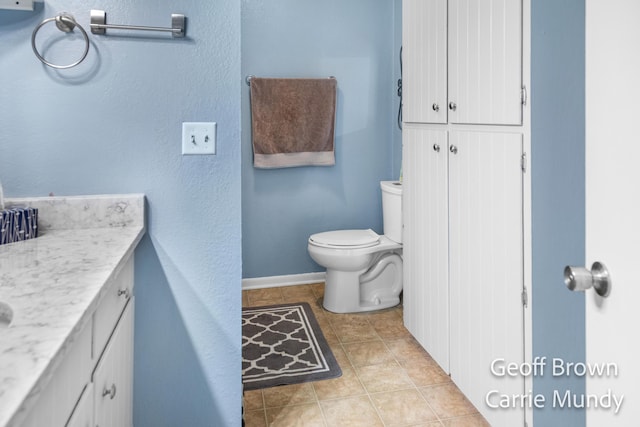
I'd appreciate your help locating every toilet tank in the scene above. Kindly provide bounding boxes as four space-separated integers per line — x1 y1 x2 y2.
380 181 402 243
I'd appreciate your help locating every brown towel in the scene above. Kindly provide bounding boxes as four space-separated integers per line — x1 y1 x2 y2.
250 77 337 168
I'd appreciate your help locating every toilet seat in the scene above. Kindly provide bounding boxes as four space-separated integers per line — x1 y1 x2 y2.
309 229 380 249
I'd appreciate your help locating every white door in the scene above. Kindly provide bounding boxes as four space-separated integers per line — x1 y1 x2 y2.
448 130 524 426
584 1 640 425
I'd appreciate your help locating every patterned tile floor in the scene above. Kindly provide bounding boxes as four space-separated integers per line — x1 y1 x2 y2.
242 283 490 427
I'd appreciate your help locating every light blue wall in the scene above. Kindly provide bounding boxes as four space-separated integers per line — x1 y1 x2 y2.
241 0 401 279
0 1 241 426
531 0 586 425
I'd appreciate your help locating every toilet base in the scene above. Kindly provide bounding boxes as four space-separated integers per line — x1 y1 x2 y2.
322 252 402 314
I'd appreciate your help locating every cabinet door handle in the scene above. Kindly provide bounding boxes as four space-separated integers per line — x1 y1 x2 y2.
448 102 457 111
432 103 440 112
449 145 458 155
117 288 130 299
102 384 117 400
433 144 440 152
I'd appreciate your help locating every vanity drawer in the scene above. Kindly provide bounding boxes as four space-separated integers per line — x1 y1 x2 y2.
93 256 134 360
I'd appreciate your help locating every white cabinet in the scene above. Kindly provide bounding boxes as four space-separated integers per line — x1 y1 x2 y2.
93 300 134 427
403 126 525 426
403 0 522 125
402 128 450 371
447 131 524 426
19 257 135 427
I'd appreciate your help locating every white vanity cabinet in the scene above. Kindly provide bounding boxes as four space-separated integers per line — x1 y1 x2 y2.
402 0 522 125
19 256 135 427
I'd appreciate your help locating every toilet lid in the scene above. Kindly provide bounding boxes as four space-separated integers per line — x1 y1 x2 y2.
309 229 380 249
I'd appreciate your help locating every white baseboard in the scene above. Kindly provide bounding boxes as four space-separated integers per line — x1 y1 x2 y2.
242 272 326 290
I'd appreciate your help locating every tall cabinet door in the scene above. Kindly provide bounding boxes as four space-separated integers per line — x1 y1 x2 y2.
448 131 524 426
448 0 522 125
402 0 447 124
402 125 450 371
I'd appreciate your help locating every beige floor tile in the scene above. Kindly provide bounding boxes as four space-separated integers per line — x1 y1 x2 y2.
331 317 379 343
442 414 491 427
385 337 432 362
342 340 395 367
313 366 366 401
246 288 284 306
369 316 413 340
309 282 324 298
320 395 384 427
244 389 265 411
355 361 414 393
280 284 315 300
419 383 479 419
263 383 316 408
328 345 351 369
370 388 439 426
266 403 325 427
244 409 267 427
243 291 250 307
398 357 452 387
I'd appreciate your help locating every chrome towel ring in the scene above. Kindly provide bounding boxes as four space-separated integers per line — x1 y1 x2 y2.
31 12 89 69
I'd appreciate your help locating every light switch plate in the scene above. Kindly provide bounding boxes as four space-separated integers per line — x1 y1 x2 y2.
0 0 34 10
182 122 216 155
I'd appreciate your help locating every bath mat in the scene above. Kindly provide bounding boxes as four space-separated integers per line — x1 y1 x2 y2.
242 302 342 390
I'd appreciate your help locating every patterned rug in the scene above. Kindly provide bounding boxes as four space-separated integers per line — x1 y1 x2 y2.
242 302 342 391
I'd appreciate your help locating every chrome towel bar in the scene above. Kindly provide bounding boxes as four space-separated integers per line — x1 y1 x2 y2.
90 9 186 38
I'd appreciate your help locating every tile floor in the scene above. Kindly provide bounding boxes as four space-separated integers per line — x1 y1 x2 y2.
242 283 490 427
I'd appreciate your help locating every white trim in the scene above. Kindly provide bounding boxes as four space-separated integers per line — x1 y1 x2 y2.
242 272 326 290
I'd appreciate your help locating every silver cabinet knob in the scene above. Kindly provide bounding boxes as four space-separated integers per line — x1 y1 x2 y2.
449 145 458 155
449 102 457 111
432 103 440 112
102 384 117 400
564 262 611 297
433 144 440 152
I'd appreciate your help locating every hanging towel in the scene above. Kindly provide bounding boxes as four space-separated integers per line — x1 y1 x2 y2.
250 77 337 168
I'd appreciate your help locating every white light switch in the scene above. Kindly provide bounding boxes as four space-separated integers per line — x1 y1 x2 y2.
182 122 216 155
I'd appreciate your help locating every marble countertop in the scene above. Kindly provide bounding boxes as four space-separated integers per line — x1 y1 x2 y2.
0 194 145 427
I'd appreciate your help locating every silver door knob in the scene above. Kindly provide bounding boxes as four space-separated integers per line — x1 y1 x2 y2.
449 102 457 111
564 262 611 297
449 145 458 154
432 103 440 112
433 144 440 152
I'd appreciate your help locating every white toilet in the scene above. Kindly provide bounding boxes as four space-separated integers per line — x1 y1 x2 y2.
307 181 403 313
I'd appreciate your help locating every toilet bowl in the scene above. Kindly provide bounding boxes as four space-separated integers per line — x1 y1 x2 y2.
307 181 403 313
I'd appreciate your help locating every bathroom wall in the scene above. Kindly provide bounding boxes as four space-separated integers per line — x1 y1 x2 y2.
531 0 586 425
0 1 241 426
241 0 402 279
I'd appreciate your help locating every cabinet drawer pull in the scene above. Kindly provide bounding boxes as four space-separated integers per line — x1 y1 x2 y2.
448 101 457 111
117 288 130 299
102 384 117 400
432 103 440 112
433 144 440 152
449 145 458 155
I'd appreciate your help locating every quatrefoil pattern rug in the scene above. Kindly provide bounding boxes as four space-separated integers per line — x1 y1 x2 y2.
242 302 342 390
